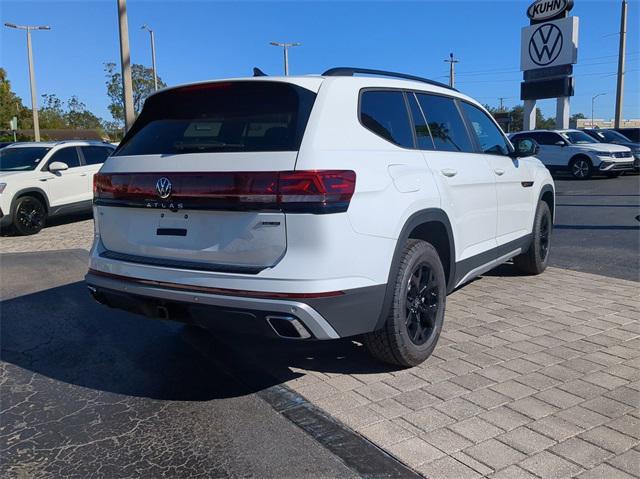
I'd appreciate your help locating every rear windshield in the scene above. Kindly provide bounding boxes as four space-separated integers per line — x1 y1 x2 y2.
115 81 316 156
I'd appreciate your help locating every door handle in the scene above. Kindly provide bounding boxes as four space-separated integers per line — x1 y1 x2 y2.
441 168 458 177
494 169 505 176
80 173 88 177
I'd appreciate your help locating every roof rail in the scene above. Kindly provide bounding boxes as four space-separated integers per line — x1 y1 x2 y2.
322 67 457 92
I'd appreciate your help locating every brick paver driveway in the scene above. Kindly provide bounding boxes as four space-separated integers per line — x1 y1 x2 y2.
247 267 639 478
1 219 638 478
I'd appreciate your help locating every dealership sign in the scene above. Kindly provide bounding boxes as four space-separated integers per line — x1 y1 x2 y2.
521 16 578 71
527 0 574 22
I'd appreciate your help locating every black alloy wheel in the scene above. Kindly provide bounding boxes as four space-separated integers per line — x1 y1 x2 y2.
405 263 440 346
13 196 46 235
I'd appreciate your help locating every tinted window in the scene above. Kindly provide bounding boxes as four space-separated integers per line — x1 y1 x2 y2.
360 90 413 148
49 147 81 168
461 102 511 156
537 132 563 145
416 94 473 153
0 147 50 171
561 131 598 144
116 81 316 155
81 146 112 165
407 92 434 150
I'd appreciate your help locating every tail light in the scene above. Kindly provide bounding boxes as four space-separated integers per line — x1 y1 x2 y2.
94 170 356 214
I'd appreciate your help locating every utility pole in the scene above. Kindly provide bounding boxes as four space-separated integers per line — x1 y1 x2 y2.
4 22 50 142
270 41 301 75
117 0 135 131
141 24 158 91
614 0 627 128
591 93 606 128
498 97 507 111
444 53 458 89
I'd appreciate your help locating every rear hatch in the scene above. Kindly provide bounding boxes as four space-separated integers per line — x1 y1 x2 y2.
95 80 320 273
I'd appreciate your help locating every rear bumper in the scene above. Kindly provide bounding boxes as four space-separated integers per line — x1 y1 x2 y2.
85 271 385 339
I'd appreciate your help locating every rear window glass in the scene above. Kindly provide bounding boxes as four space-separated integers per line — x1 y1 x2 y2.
115 81 316 155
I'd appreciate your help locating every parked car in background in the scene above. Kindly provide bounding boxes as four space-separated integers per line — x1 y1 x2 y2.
610 127 640 143
86 69 555 367
0 140 115 235
509 129 634 179
582 128 640 171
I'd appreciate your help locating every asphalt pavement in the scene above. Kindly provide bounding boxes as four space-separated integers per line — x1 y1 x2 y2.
549 173 639 282
0 251 363 478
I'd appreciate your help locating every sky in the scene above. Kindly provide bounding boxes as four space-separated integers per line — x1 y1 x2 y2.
1 0 639 124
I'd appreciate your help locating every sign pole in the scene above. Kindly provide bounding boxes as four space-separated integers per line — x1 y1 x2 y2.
556 96 570 129
524 100 537 130
614 0 627 129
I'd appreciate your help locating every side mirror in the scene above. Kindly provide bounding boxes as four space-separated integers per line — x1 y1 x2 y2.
554 140 567 147
49 161 69 172
512 138 539 158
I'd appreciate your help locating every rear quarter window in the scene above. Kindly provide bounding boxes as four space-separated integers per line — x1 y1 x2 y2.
115 81 316 156
359 90 414 148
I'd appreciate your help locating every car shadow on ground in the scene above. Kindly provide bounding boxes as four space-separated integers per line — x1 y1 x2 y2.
0 211 92 236
1 263 533 402
0 281 253 401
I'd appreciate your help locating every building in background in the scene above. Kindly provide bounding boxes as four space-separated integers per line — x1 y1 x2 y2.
574 118 640 129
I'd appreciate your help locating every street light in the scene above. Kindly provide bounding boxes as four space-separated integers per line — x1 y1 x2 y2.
4 22 51 142
269 41 301 76
141 24 158 91
591 93 606 128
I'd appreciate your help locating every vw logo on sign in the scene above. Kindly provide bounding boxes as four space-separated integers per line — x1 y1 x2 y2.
529 23 563 66
155 177 172 199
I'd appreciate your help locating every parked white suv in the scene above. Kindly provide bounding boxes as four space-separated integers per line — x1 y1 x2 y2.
86 69 555 366
0 141 115 235
510 129 634 179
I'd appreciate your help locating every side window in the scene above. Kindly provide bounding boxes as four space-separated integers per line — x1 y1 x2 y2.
81 146 112 165
460 102 511 156
416 94 474 153
407 92 434 150
359 90 414 148
48 147 81 169
536 132 559 145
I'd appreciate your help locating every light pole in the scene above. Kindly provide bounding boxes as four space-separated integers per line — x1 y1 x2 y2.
117 0 135 132
444 53 459 89
141 24 158 91
269 41 301 75
4 22 50 142
591 93 606 128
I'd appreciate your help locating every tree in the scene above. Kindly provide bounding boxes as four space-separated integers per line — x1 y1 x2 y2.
65 96 103 130
39 93 66 129
0 68 32 132
104 62 166 125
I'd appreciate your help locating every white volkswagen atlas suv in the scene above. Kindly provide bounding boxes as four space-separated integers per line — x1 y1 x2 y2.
86 68 555 366
0 141 115 235
509 129 634 179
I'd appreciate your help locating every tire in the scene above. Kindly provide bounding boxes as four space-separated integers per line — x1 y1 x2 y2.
363 239 446 367
12 196 47 236
513 201 552 275
570 157 593 180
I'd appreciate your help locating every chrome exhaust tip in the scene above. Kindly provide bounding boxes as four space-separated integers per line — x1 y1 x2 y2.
266 315 312 339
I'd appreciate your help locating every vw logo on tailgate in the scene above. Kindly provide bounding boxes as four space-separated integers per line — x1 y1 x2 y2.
155 177 172 199
529 23 563 66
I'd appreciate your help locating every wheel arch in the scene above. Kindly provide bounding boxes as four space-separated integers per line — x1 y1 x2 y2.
538 184 555 222
374 208 456 331
11 188 50 216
